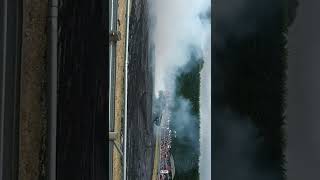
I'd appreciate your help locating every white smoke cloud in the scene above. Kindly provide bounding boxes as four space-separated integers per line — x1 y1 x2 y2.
149 0 211 179
150 0 210 96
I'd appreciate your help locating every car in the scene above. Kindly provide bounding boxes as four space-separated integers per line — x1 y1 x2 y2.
160 170 169 174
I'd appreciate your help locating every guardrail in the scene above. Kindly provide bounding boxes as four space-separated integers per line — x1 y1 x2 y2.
108 0 131 179
123 0 131 179
109 0 118 179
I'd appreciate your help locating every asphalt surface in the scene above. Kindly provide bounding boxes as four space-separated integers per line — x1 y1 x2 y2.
56 0 108 179
127 0 155 179
0 0 22 179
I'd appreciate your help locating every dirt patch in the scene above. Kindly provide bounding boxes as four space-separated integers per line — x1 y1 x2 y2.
152 131 160 180
19 0 48 180
112 0 128 179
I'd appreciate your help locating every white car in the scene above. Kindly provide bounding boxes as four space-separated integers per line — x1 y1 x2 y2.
160 170 169 174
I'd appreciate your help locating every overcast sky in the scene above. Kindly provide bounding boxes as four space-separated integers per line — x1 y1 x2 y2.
287 0 320 179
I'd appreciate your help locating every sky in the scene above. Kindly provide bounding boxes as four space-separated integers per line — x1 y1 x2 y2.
286 0 320 179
